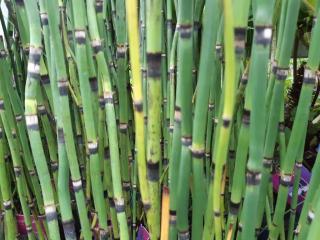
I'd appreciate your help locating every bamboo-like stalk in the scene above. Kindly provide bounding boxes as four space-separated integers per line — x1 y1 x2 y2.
71 0 110 237
24 0 60 238
270 1 320 238
86 0 129 238
145 0 164 238
240 1 275 238
175 0 194 239
43 0 92 238
190 1 220 239
0 121 16 240
212 0 236 239
125 0 156 235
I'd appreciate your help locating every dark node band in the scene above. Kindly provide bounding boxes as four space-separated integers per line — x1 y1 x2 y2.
108 198 115 207
15 0 24 5
181 136 192 146
41 74 50 85
104 147 110 159
25 114 39 131
234 27 246 55
255 26 272 46
95 0 103 13
104 92 114 104
92 39 102 54
303 68 316 85
222 118 231 128
27 61 41 79
263 157 273 168
143 202 151 211
58 128 65 143
241 75 248 85
38 105 47 115
15 114 23 122
89 77 98 92
191 148 205 158
3 200 12 210
62 220 76 239
276 67 289 81
214 211 221 217
229 150 235 159
29 170 36 176
75 30 86 44
45 205 58 222
0 99 4 110
88 141 98 155
280 174 292 187
14 166 22 176
229 201 240 215
40 12 49 25
246 169 261 185
216 44 223 60
146 52 162 78
72 179 83 192
147 161 160 181
134 101 143 112
51 162 59 172
178 230 190 240
58 80 68 96
169 212 177 225
242 109 250 125
179 24 192 38
29 47 42 63
117 45 127 58
115 199 125 213
119 123 128 133
307 211 315 224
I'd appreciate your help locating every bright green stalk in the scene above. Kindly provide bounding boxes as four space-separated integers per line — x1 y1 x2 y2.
0 122 16 240
86 0 129 238
240 1 275 239
168 28 180 240
212 0 236 238
71 0 109 236
115 0 131 219
190 0 221 239
0 41 44 216
44 0 92 238
24 0 60 238
270 2 320 238
175 0 194 238
146 0 163 238
125 0 155 235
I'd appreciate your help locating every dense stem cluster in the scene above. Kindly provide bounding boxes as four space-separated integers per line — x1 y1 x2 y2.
0 0 320 239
